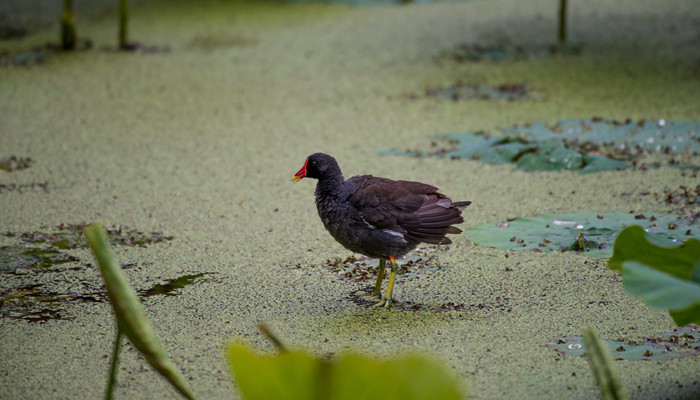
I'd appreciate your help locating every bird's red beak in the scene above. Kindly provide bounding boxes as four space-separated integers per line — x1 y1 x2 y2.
291 158 308 183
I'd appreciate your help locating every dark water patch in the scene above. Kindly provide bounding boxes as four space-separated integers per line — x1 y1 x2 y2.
0 245 79 273
1 224 172 274
139 272 214 297
18 223 174 250
187 33 257 51
0 25 29 40
0 182 49 194
0 225 180 322
438 42 582 63
0 270 214 322
0 284 104 323
548 326 700 361
0 40 91 67
423 82 534 102
101 42 170 53
465 211 700 258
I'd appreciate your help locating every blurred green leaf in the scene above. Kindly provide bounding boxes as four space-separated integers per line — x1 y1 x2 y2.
85 224 196 400
621 261 700 325
608 225 700 326
228 344 322 400
608 225 700 278
227 343 465 400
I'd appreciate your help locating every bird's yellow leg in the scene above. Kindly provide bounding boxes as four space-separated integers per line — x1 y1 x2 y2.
374 256 398 308
372 258 386 297
362 258 386 302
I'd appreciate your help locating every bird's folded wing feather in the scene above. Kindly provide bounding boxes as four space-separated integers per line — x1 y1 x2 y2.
348 177 464 244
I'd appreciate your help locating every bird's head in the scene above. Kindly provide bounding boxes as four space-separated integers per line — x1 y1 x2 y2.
292 153 339 182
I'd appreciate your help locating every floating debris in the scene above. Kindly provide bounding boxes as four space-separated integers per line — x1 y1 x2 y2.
0 156 33 173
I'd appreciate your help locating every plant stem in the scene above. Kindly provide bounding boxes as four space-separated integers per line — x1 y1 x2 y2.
119 0 129 49
61 0 77 50
105 327 123 400
558 0 567 44
258 323 288 352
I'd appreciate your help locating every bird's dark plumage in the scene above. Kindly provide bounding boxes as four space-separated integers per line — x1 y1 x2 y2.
292 152 470 306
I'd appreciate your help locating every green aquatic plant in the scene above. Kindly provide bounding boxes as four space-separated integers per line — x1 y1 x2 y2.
84 224 196 400
609 225 700 326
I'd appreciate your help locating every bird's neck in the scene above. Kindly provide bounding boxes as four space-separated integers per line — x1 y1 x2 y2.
314 174 345 200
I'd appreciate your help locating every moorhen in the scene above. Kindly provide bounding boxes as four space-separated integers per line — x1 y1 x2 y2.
292 153 470 307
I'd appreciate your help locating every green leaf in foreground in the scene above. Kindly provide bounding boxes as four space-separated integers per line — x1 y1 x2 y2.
227 343 464 400
84 224 196 400
608 225 700 326
582 328 629 400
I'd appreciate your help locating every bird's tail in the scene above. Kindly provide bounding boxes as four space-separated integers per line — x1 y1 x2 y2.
452 201 471 211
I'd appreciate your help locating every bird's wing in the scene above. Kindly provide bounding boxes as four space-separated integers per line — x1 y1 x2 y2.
348 176 467 244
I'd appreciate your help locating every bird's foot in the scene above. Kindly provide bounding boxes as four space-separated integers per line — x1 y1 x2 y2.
372 297 396 308
361 294 381 303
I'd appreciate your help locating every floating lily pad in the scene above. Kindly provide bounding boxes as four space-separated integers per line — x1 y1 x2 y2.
464 212 700 258
548 327 700 361
0 245 78 272
0 284 103 323
2 224 173 274
18 223 174 250
381 118 700 173
425 83 533 102
1 224 177 321
501 118 700 154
